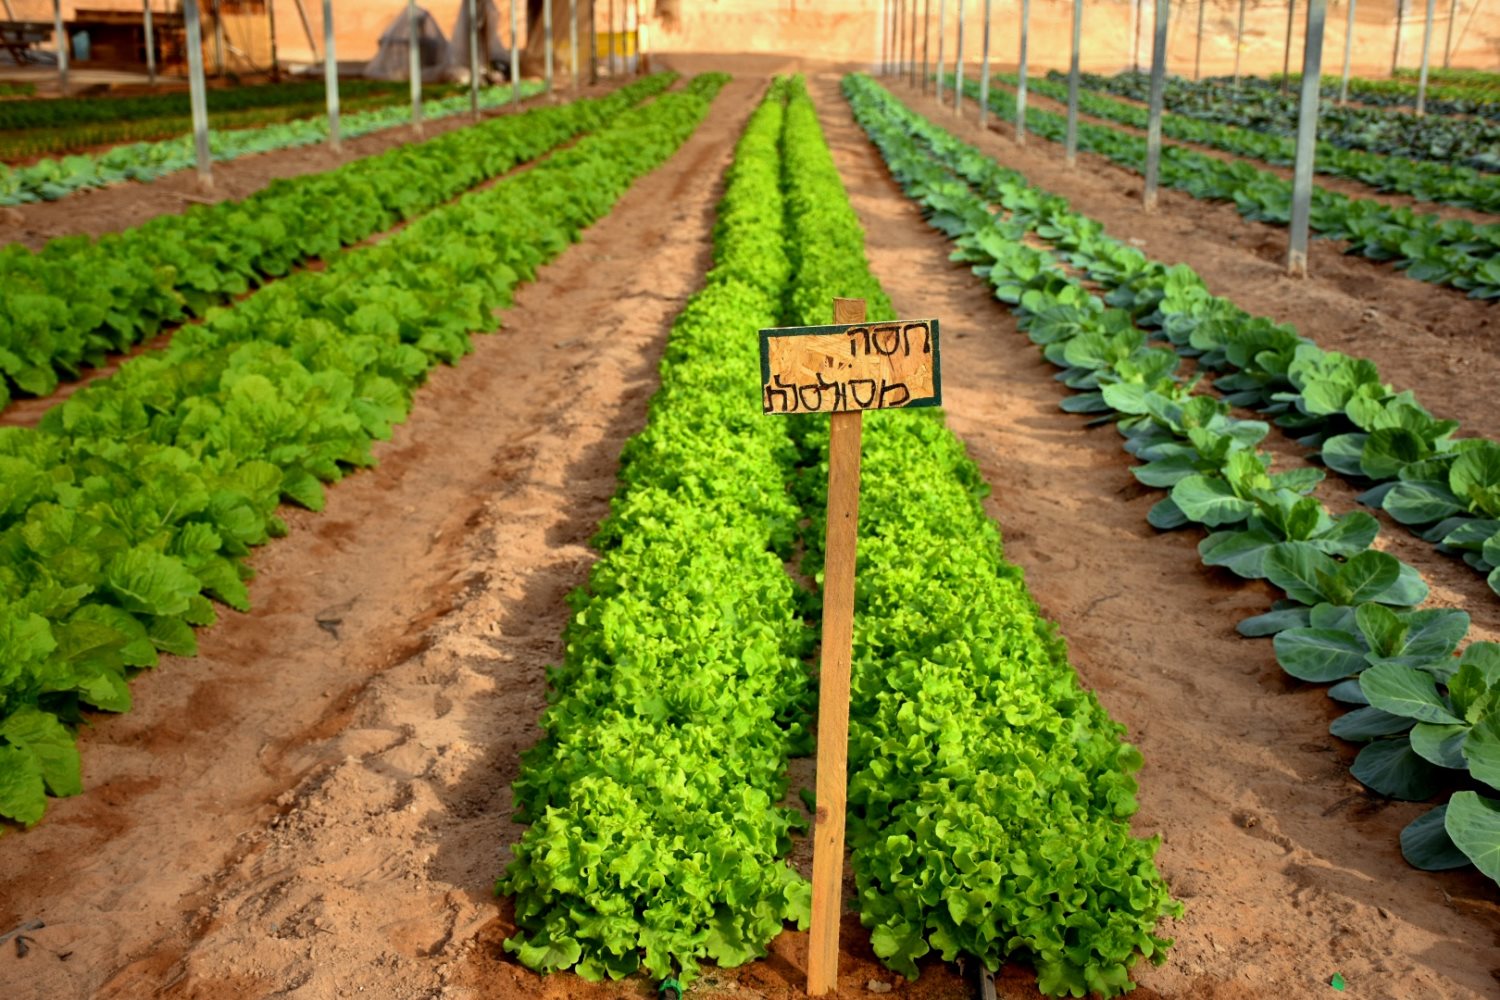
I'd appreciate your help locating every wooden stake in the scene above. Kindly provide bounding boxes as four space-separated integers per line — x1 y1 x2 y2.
806 296 865 997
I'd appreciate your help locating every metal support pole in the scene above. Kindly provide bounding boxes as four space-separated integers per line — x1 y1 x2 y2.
1416 0 1435 113
545 0 553 92
896 0 904 78
978 0 990 127
267 0 281 81
294 0 318 57
1132 0 1142 71
1066 0 1082 165
51 0 67 94
1194 0 1205 79
1443 0 1458 66
184 0 211 185
1392 0 1404 73
1339 0 1356 102
589 0 597 83
510 0 520 104
144 0 156 85
322 0 339 149
953 0 964 114
1233 0 1247 84
936 0 946 102
1281 0 1297 91
922 0 931 90
880 0 887 74
1016 0 1027 141
1143 0 1169 210
212 0 224 76
1287 0 1326 275
468 0 481 115
910 0 919 85
571 0 579 88
408 0 423 133
608 0 616 75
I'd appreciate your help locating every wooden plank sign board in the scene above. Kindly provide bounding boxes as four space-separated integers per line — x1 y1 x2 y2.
760 319 941 414
760 300 943 998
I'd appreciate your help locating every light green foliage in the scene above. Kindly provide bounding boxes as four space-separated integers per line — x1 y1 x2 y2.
0 74 725 833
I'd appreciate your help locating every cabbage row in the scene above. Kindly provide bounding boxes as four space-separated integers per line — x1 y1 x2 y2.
0 74 729 834
0 76 658 412
1089 70 1500 171
0 81 545 207
778 79 1179 997
954 76 1500 299
844 73 1500 889
500 78 814 987
1261 73 1500 121
1023 71 1500 214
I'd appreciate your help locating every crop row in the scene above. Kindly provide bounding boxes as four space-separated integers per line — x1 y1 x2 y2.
0 80 544 206
501 77 814 986
1261 73 1500 121
1091 70 1500 171
844 73 1500 885
778 80 1179 998
0 73 729 834
956 76 1500 299
1027 71 1500 214
0 76 655 412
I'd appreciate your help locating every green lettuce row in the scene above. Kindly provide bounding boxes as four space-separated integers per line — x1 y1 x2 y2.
1086 70 1500 171
0 74 729 833
843 73 1500 888
778 76 1179 997
0 81 546 207
952 75 1500 300
0 76 664 414
1018 72 1500 215
501 79 816 985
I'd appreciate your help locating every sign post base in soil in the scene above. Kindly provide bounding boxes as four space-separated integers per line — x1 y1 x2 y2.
758 298 941 996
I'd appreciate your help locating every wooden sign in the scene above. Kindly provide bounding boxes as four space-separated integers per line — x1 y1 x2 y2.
765 301 944 998
759 319 941 415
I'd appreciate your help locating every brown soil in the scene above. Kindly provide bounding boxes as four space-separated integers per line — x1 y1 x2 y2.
1 64 1498 1000
1004 80 1499 228
0 83 618 251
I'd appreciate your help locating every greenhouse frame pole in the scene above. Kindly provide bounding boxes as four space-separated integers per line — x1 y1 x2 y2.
1338 0 1356 103
51 0 67 94
212 0 225 76
468 0 481 116
880 0 887 73
544 0 554 93
322 0 339 149
1443 0 1458 66
632 0 640 75
144 0 157 85
1143 0 1169 210
1233 0 1246 84
1281 0 1297 92
910 0 919 85
588 0 597 83
511 0 521 104
1415 0 1435 113
922 0 931 90
1016 0 1028 141
1287 0 1326 275
978 0 990 127
408 0 423 133
608 0 616 75
896 0 904 78
267 0 281 81
184 0 211 185
935 0 946 102
1132 0 1142 71
953 0 964 114
1066 0 1082 164
570 0 579 88
1194 0 1204 79
1392 0 1403 72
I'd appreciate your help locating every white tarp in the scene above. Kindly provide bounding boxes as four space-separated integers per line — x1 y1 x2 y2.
363 7 453 82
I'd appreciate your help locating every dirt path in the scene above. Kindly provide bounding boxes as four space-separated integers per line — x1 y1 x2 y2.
883 80 1500 450
997 80 1498 228
0 75 766 1000
809 73 1500 1000
0 83 624 250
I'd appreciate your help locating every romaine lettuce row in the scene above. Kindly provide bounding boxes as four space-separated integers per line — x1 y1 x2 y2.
789 77 1179 997
0 76 729 834
944 74 1500 301
843 73 1500 892
0 75 671 411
